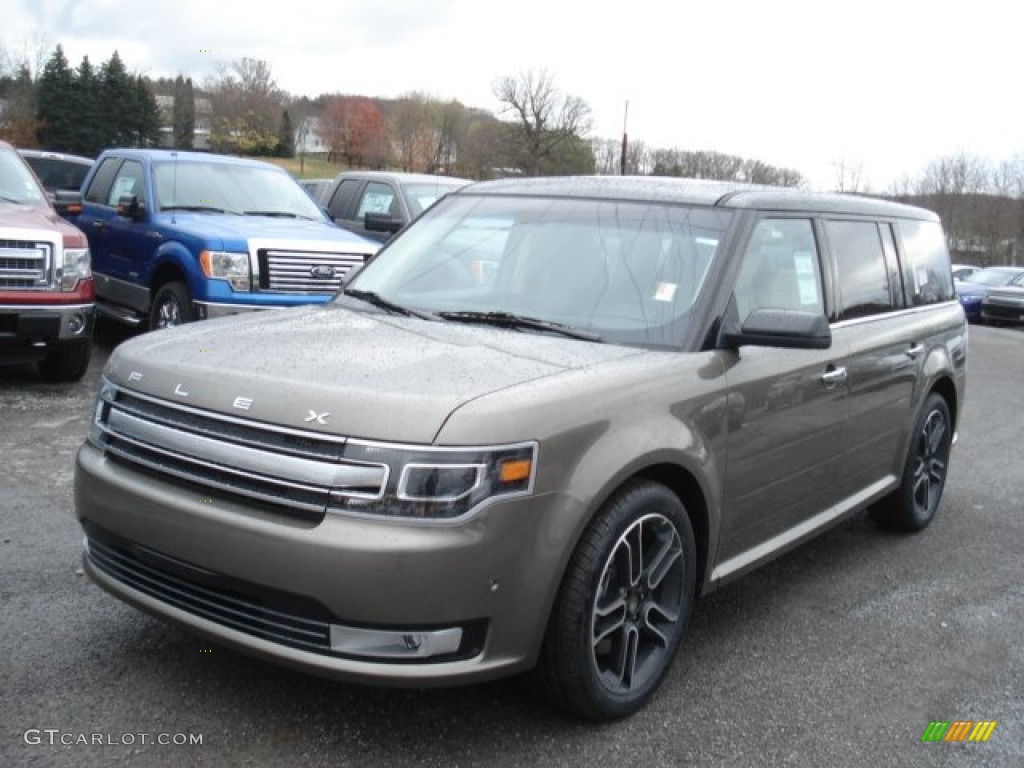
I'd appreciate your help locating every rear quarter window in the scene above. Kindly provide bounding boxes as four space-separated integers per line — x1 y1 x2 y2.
899 220 954 306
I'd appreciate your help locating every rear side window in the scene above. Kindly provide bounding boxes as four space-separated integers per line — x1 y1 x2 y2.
899 220 954 306
825 220 895 320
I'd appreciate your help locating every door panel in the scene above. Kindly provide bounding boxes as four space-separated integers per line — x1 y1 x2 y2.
718 216 849 564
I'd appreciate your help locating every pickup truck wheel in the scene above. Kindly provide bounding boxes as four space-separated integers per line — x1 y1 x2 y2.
871 393 952 532
528 480 696 720
38 339 92 382
150 281 196 330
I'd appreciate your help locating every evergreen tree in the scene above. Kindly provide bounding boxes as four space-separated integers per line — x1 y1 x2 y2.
172 75 195 148
277 109 295 158
100 51 133 147
36 45 75 150
130 75 160 147
73 56 103 156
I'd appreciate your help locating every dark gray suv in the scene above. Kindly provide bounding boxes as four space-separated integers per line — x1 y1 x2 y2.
74 177 966 720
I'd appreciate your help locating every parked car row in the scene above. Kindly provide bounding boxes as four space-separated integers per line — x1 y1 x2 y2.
954 265 1024 322
3 145 477 382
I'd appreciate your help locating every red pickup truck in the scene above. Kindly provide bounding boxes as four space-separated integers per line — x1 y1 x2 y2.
0 140 95 381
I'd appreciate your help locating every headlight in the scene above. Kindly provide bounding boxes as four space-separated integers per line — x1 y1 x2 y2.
200 250 252 291
60 247 91 291
331 441 537 520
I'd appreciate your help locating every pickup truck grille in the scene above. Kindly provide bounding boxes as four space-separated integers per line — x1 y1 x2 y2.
91 384 388 524
0 239 54 289
257 249 367 294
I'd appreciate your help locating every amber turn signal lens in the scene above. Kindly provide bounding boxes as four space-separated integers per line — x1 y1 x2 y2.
499 459 532 483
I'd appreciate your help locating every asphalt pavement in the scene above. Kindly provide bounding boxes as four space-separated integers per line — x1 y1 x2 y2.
1 320 1021 767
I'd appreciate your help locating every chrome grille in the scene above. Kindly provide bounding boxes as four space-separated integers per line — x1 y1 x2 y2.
0 239 54 289
258 249 367 293
93 386 387 523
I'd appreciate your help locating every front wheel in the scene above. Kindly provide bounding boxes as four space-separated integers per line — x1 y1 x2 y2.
38 339 91 382
871 393 953 532
528 480 697 720
149 281 196 330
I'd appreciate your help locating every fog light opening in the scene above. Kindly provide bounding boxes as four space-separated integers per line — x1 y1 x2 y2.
329 624 463 660
67 313 86 335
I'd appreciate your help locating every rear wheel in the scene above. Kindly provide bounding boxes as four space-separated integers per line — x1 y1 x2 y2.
38 339 91 382
871 393 953 532
149 281 196 330
529 480 696 720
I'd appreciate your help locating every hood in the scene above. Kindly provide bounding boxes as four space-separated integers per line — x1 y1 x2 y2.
106 304 645 444
151 212 376 249
0 200 86 244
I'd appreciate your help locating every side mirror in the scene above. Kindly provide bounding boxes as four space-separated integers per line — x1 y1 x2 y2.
364 211 403 234
721 307 832 350
53 189 84 217
116 195 145 221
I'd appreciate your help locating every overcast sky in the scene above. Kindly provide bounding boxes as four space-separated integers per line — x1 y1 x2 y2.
4 0 1020 190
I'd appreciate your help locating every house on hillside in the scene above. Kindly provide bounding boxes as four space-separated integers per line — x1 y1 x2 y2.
155 94 212 150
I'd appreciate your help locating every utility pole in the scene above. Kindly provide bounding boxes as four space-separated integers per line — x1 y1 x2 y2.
619 100 629 176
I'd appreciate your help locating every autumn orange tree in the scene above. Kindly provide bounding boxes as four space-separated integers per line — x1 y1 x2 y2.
319 96 388 168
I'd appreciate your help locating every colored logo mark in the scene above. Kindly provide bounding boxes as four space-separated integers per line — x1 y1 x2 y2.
921 720 997 743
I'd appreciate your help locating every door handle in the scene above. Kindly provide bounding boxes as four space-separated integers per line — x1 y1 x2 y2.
821 366 847 389
906 343 925 359
91 220 104 231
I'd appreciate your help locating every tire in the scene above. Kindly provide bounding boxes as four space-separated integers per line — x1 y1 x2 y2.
528 480 697 720
38 339 91 382
149 281 196 330
871 393 953 532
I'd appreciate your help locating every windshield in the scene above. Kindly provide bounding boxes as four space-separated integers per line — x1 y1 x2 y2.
402 181 469 217
153 161 325 219
343 194 732 348
0 149 47 207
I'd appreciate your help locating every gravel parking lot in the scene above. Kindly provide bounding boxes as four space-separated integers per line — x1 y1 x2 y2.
2 321 1021 767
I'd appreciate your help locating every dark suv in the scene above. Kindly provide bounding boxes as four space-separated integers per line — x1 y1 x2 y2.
320 170 470 242
75 177 966 720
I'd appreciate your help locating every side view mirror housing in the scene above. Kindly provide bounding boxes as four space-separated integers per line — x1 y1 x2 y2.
364 211 403 234
721 307 832 350
116 195 145 221
52 189 83 217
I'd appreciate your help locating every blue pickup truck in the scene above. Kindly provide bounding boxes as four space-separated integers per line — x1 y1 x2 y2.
66 149 379 329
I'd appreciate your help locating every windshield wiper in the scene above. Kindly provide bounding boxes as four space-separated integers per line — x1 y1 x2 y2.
0 195 26 205
438 311 602 342
242 210 304 218
161 204 231 214
342 289 437 321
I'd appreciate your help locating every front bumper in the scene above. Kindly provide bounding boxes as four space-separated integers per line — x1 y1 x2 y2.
74 442 576 687
0 302 94 360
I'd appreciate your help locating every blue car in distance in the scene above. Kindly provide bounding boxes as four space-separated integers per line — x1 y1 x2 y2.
65 149 379 330
954 266 1024 322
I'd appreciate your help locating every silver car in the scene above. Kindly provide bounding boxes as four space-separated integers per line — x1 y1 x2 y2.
74 177 966 720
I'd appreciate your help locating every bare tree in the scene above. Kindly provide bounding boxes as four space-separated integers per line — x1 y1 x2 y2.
205 58 283 154
390 92 435 172
492 69 592 176
832 156 867 193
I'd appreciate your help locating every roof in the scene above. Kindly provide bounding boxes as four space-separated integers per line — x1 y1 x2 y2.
457 175 939 221
17 148 94 165
335 170 471 186
98 148 286 170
